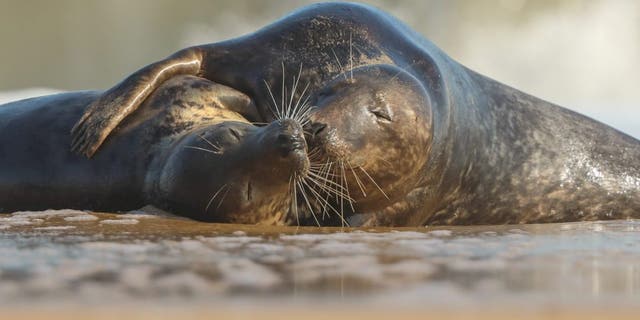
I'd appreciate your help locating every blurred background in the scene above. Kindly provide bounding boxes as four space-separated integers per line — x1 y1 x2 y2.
1 0 638 138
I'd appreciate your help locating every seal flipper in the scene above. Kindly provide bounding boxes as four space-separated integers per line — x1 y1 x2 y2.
70 47 203 157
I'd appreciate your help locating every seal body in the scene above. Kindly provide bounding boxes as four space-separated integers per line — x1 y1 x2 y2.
0 76 309 224
70 3 640 225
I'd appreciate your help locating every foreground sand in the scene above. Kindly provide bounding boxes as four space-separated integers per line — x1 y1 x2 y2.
2 209 639 319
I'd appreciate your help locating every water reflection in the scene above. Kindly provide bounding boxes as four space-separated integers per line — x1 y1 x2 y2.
1 209 639 309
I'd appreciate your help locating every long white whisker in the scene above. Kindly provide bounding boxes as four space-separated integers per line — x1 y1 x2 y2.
347 160 367 197
337 162 345 227
301 177 349 227
197 134 221 151
297 179 320 227
320 161 335 219
205 184 227 213
263 80 282 120
359 167 390 200
292 82 310 122
291 174 299 226
286 63 303 118
281 61 286 119
305 171 354 202
349 31 354 81
330 48 348 81
340 160 356 212
307 171 349 193
216 185 231 210
183 146 221 155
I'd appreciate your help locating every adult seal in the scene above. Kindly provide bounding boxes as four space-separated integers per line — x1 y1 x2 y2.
70 3 640 225
0 76 310 224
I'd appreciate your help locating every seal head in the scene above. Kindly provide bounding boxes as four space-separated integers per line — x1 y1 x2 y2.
153 118 309 224
307 64 433 214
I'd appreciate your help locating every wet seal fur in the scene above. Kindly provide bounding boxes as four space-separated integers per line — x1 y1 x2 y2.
70 3 640 225
0 76 309 224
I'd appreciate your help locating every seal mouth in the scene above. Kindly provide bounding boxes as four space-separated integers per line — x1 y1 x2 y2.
277 134 307 157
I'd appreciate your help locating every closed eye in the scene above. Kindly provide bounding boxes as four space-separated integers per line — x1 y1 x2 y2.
371 108 392 122
228 127 242 141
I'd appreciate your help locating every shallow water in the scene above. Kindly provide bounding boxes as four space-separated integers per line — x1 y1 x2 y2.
1 209 639 317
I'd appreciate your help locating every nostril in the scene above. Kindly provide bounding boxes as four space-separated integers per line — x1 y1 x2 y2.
310 122 327 137
277 133 292 145
276 133 305 157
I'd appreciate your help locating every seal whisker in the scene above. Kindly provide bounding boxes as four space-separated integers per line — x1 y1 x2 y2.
205 184 228 213
349 31 354 81
290 87 312 124
183 145 221 155
300 175 329 220
263 79 283 120
293 96 311 125
215 184 231 210
290 174 300 226
347 160 367 197
294 101 314 124
330 48 349 81
373 155 394 169
291 82 311 122
285 78 296 118
283 85 289 118
296 178 321 227
359 166 390 200
292 105 314 128
301 176 350 226
319 161 335 219
281 61 286 119
335 161 346 227
286 63 304 119
313 160 332 219
308 165 340 176
196 134 223 152
308 154 326 163
307 148 332 163
340 160 356 212
309 159 330 179
306 160 339 220
306 170 350 195
308 163 329 169
321 160 337 219
306 176 351 200
306 171 353 202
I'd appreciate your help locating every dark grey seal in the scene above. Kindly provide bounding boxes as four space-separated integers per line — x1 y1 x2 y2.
69 3 640 226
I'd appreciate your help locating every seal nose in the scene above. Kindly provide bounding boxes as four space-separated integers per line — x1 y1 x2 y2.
276 133 305 156
276 119 306 157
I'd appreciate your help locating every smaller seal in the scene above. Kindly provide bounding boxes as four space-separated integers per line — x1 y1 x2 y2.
0 76 309 224
151 118 310 224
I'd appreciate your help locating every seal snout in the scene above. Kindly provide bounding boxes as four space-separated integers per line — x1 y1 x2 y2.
274 119 307 157
276 132 305 156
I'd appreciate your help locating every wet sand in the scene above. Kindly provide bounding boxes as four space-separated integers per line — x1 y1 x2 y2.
1 209 639 319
